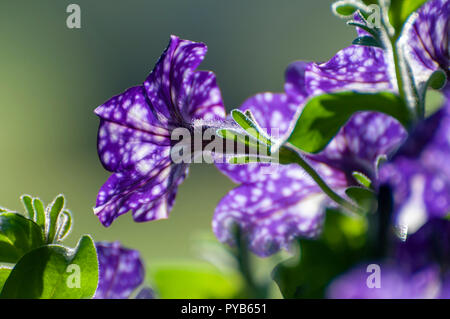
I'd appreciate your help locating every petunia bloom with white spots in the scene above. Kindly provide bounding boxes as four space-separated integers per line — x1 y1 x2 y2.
379 86 450 235
298 0 448 98
94 35 225 226
214 61 406 256
94 241 146 299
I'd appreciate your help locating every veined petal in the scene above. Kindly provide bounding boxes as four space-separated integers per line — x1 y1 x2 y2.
213 164 347 257
380 88 450 233
180 70 226 121
94 241 145 299
305 45 392 96
94 161 188 227
401 0 449 93
143 35 225 125
95 86 171 172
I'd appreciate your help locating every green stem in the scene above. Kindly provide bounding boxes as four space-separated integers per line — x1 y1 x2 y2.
280 145 362 216
234 227 266 298
379 2 421 122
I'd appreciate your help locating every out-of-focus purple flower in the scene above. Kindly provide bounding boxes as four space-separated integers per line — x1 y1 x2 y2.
94 35 225 227
379 87 450 234
214 63 406 257
327 264 441 299
328 218 450 299
395 219 450 272
94 241 147 299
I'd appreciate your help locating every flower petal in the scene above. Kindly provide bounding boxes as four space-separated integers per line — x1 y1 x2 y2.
327 264 441 299
380 88 450 232
94 241 145 299
285 61 310 105
401 0 449 93
305 45 392 96
95 163 188 227
143 35 225 125
95 86 171 172
213 164 347 257
313 112 407 180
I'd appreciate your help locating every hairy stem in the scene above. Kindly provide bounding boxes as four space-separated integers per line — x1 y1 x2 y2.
279 145 362 216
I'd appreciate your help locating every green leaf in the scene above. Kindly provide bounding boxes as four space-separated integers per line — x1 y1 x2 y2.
217 128 266 154
389 0 428 37
21 195 35 220
56 210 72 241
149 261 242 299
428 70 447 90
332 1 365 17
32 198 46 230
46 195 65 244
352 171 372 188
352 36 383 48
0 235 98 299
0 267 12 291
345 187 376 212
0 212 44 263
425 89 445 117
231 109 272 146
287 91 411 153
347 20 380 39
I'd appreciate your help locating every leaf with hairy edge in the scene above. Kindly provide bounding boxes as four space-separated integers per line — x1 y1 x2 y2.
56 210 72 242
46 195 65 244
32 198 46 231
0 235 98 299
21 195 35 220
231 109 272 146
287 91 411 153
0 212 44 263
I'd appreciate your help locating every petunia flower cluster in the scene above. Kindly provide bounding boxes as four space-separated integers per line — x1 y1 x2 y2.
93 0 450 299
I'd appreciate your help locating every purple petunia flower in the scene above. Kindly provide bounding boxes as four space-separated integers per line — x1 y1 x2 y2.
94 35 225 226
400 0 449 96
395 219 450 273
379 86 450 234
304 0 448 97
94 241 147 299
327 219 450 299
327 264 442 299
213 0 449 257
214 61 406 257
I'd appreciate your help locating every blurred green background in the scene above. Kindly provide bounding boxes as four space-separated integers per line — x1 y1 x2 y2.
0 0 353 265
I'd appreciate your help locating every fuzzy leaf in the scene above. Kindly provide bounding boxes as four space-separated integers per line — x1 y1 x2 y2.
0 212 44 263
46 195 65 244
0 235 98 299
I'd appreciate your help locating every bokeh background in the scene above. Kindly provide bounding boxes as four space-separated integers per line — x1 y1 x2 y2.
0 0 354 266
